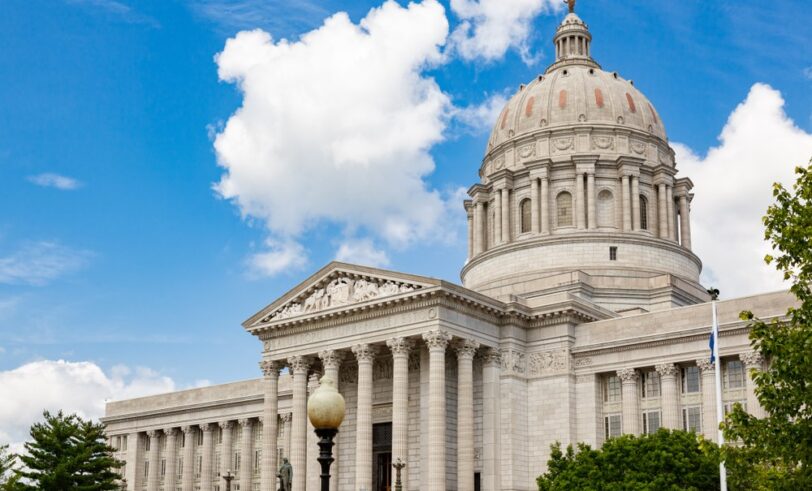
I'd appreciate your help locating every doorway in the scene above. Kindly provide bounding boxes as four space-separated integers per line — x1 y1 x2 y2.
372 422 392 491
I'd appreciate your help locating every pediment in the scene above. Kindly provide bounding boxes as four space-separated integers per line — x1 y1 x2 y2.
244 262 440 328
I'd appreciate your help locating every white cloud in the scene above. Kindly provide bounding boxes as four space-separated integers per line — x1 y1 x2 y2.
213 0 454 277
0 360 176 448
0 241 92 286
449 0 562 63
191 0 327 34
247 239 307 277
26 173 82 190
803 66 812 80
335 238 390 268
454 92 509 133
675 83 812 299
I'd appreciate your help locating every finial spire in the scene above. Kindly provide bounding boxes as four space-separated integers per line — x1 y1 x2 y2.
566 0 576 14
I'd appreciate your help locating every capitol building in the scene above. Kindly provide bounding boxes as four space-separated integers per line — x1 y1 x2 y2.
103 7 791 491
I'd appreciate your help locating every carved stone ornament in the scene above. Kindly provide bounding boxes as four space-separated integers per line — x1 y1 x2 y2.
163 427 177 437
528 349 569 376
481 348 502 367
146 429 159 439
655 363 679 378
219 421 234 430
658 150 669 164
456 339 480 359
553 137 574 152
352 344 376 363
422 330 452 350
616 367 638 382
630 141 646 155
408 351 420 371
518 143 536 159
264 275 420 322
739 351 764 369
573 357 592 368
288 355 312 373
500 348 526 375
386 337 413 356
591 135 614 150
474 447 483 465
181 425 195 435
696 358 714 373
281 413 293 423
259 359 280 377
373 358 393 380
493 155 505 170
200 423 213 433
318 350 342 369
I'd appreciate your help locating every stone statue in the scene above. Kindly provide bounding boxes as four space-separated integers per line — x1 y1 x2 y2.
566 0 576 13
277 458 292 491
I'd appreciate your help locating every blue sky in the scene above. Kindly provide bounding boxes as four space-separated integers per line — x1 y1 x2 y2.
1 0 811 440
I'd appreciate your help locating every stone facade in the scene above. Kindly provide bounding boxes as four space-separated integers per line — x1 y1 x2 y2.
103 8 792 491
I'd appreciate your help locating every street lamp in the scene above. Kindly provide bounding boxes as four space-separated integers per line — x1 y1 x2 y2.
307 374 346 491
220 470 235 491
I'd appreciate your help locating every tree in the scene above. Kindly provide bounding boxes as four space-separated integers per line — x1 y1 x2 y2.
723 160 812 488
0 444 20 490
14 411 122 491
536 429 720 491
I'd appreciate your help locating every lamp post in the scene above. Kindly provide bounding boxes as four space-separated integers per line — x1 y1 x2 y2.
392 458 406 491
220 470 235 491
307 375 346 491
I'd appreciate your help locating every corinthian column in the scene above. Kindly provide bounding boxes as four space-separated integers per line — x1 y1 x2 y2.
575 172 586 230
146 430 160 491
530 178 539 233
466 207 474 259
494 189 503 244
666 185 675 240
587 172 596 229
631 176 641 231
288 356 311 491
200 424 214 491
482 348 501 491
740 352 765 418
621 175 631 231
474 201 485 254
318 350 342 491
260 359 279 491
697 359 717 441
387 338 412 490
238 419 254 491
678 194 692 249
657 183 668 238
220 421 233 478
307 375 320 491
422 330 452 491
502 186 511 242
352 344 375 491
655 364 680 429
617 368 640 435
456 339 479 491
164 428 177 491
181 426 195 491
541 177 550 234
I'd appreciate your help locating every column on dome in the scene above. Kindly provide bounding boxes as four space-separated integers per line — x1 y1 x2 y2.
657 183 668 239
575 172 586 230
474 200 485 254
288 356 311 491
587 171 596 229
678 194 692 249
631 176 641 231
617 368 640 435
456 339 479 491
238 418 254 491
466 204 474 259
260 359 280 491
530 177 540 234
482 348 502 491
697 359 718 442
306 375 320 491
541 176 550 234
655 364 680 429
164 428 178 491
219 421 233 477
501 185 511 242
494 188 503 245
621 175 631 231
666 185 675 240
352 344 375 491
386 337 412 490
740 352 765 418
422 330 452 491
200 423 214 491
181 426 195 491
146 430 161 491
318 350 342 491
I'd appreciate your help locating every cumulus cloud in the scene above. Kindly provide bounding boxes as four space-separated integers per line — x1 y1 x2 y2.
213 0 454 276
26 173 82 190
803 66 812 80
675 83 812 299
247 239 308 277
449 0 562 63
454 92 509 134
0 360 176 448
0 241 92 286
335 238 390 268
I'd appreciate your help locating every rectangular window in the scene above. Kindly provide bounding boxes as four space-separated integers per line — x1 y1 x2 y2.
145 436 150 452
180 432 185 448
682 406 702 432
144 460 149 478
609 246 617 261
161 459 166 477
177 458 183 477
254 450 261 473
122 435 128 451
643 411 661 434
641 371 661 398
682 366 700 393
725 360 745 389
215 453 221 475
218 427 223 444
196 455 202 477
604 375 621 402
234 452 241 476
121 463 126 477
604 414 622 439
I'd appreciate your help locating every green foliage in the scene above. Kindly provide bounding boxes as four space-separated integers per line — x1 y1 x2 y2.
536 429 720 491
14 411 122 491
723 161 812 488
0 444 20 490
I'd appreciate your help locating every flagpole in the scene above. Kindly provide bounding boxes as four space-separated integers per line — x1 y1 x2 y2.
712 299 728 491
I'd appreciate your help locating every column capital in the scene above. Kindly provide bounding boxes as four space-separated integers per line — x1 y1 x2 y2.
318 350 343 369
422 330 452 351
288 355 312 373
696 358 715 373
219 421 234 430
352 343 376 363
481 347 501 367
163 427 177 437
740 351 764 369
181 425 195 435
281 412 293 423
455 339 480 358
238 418 253 428
259 359 281 377
146 429 160 439
617 367 638 382
200 423 213 433
655 363 679 378
386 337 413 356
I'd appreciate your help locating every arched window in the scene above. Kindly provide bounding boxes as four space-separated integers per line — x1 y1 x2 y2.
639 196 649 230
520 199 532 233
597 190 614 228
556 192 573 227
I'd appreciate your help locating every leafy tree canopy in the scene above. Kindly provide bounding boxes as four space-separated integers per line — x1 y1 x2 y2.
0 444 20 490
536 429 720 491
724 161 812 488
14 411 122 491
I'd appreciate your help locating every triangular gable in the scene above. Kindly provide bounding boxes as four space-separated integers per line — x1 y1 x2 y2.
243 261 441 328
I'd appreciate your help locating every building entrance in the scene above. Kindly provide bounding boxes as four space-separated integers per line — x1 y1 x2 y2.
372 422 392 491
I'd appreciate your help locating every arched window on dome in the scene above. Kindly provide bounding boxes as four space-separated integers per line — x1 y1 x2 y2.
639 195 649 230
597 190 614 228
556 191 573 227
520 198 532 233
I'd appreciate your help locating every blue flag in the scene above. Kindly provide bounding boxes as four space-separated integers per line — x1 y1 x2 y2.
709 328 716 363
